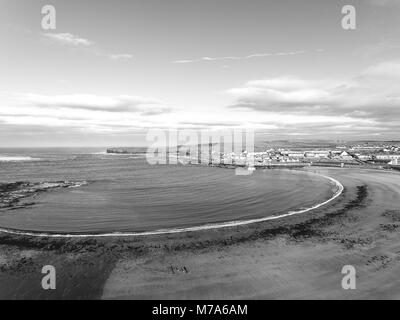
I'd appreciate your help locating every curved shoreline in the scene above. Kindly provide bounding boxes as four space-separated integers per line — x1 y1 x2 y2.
0 171 344 238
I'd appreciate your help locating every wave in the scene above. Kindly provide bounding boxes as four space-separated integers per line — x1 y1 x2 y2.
0 156 41 162
0 172 344 238
92 151 146 158
91 151 109 155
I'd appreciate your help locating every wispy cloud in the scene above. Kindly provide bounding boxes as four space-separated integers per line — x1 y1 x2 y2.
0 93 172 134
24 94 168 114
41 32 133 60
172 50 313 64
107 53 134 60
42 32 93 46
354 40 400 58
178 121 242 128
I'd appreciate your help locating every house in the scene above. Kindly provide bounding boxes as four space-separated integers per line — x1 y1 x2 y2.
287 151 305 158
356 154 372 161
305 151 330 158
338 151 355 160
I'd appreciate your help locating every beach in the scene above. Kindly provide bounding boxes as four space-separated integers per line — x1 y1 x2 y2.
1 166 400 299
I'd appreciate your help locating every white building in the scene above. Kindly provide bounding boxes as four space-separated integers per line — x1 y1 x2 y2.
376 154 400 161
305 151 330 158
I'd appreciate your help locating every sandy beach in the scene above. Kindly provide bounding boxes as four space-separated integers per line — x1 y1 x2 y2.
1 166 400 299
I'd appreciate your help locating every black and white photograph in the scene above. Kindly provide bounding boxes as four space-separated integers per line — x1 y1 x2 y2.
1 0 400 305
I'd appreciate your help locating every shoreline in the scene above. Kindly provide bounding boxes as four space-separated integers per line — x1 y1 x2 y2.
0 170 343 238
1 166 400 299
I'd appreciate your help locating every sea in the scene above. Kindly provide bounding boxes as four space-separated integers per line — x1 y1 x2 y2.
0 148 336 234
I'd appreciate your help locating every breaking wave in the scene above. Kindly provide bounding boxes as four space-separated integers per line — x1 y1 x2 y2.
0 156 41 162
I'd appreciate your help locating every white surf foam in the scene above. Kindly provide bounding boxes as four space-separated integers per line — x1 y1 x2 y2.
0 156 40 162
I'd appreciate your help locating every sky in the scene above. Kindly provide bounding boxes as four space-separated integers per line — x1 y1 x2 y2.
0 0 400 147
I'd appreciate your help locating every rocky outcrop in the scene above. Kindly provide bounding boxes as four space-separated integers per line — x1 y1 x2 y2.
0 181 88 210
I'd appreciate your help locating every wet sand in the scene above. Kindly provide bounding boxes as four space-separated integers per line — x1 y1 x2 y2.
1 167 400 299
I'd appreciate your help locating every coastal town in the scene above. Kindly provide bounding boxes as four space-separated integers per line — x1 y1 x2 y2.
230 142 400 167
107 141 400 169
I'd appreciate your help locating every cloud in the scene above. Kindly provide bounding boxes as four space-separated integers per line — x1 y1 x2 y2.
41 32 133 60
173 50 311 64
0 93 172 134
226 60 400 137
107 53 134 60
178 121 242 128
24 94 169 116
363 60 400 77
228 76 335 113
42 32 93 46
2 59 399 140
25 94 169 114
354 41 400 58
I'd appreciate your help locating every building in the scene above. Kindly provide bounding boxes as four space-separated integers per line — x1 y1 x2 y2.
287 151 305 158
338 151 355 160
304 151 330 158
